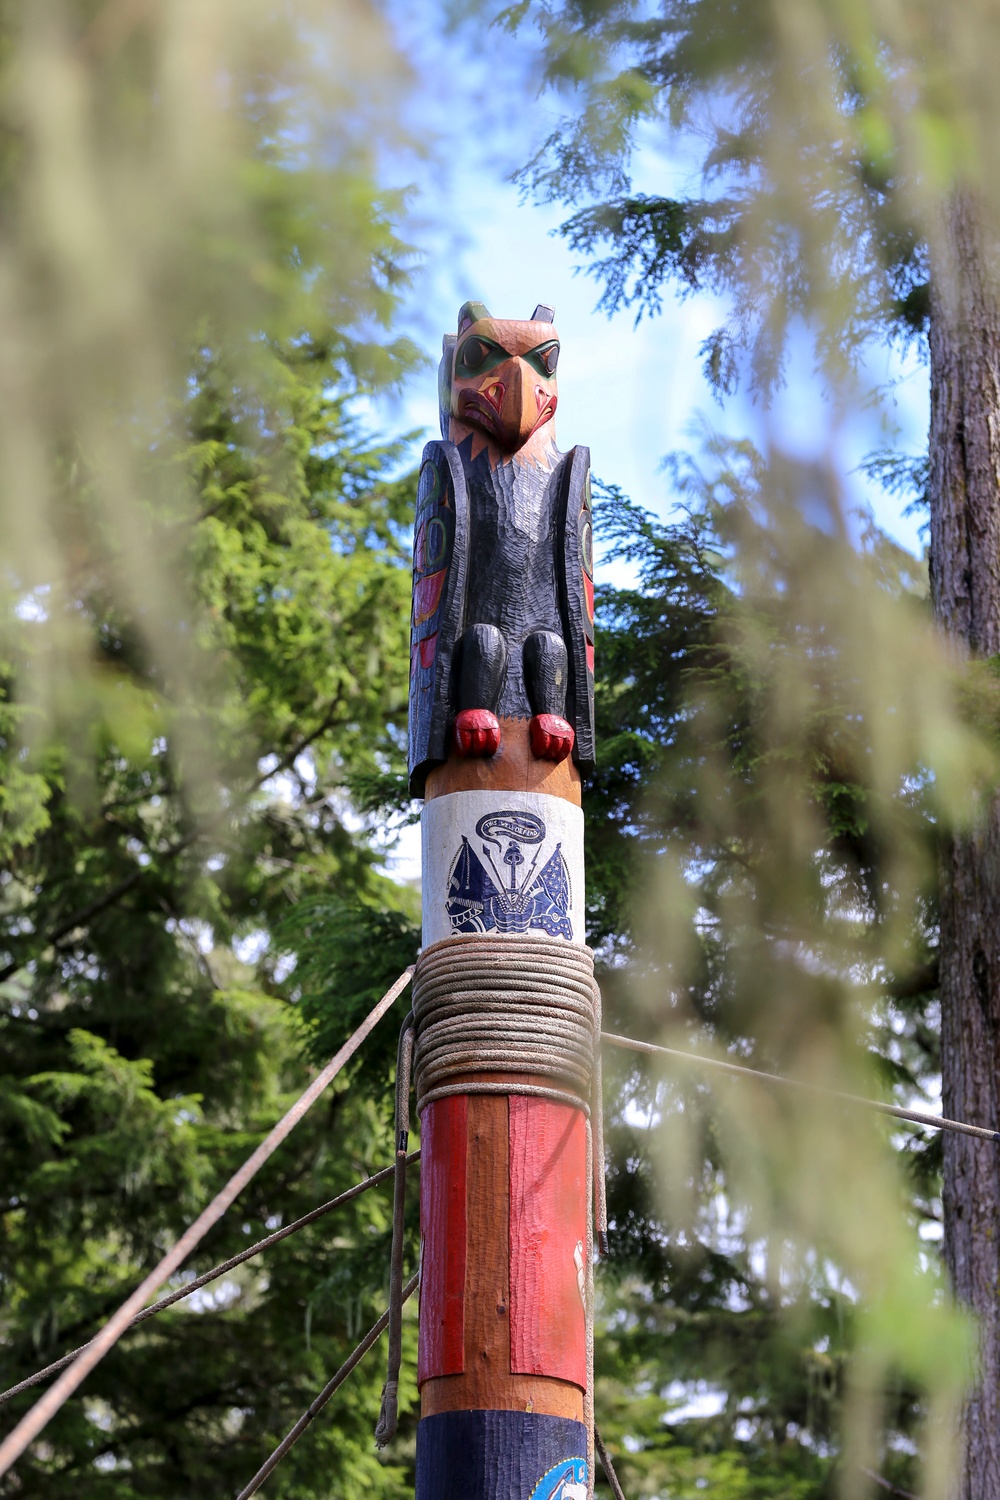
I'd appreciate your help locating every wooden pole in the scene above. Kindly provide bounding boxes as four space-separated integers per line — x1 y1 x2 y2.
409 302 595 1500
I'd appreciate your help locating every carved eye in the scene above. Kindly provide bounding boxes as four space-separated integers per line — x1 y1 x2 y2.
459 336 489 371
525 340 560 380
425 516 447 567
580 518 594 579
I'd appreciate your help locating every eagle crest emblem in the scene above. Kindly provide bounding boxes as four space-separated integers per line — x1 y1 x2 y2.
445 810 573 940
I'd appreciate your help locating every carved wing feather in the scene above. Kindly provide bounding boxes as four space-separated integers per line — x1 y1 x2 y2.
557 445 596 774
408 441 469 793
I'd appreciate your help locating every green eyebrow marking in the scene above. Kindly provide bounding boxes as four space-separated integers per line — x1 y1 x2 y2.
455 335 560 383
455 335 509 380
523 340 560 380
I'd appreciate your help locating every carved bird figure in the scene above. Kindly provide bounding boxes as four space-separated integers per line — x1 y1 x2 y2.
408 300 595 794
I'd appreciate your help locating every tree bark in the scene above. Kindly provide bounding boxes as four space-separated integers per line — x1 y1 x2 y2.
929 190 1000 1500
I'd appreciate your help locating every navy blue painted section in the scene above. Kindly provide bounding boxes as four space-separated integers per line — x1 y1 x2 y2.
416 1410 588 1500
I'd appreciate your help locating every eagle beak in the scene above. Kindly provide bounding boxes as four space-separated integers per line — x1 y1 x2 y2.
497 359 557 451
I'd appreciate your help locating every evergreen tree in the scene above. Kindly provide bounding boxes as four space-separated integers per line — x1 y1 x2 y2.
0 5 430 1493
0 342 425 1497
488 4 1000 1492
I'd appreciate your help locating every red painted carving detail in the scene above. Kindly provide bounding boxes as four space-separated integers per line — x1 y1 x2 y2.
454 708 501 757
583 571 594 625
585 640 595 676
418 1095 468 1383
508 1097 588 1389
529 713 575 763
419 632 438 670
414 569 446 626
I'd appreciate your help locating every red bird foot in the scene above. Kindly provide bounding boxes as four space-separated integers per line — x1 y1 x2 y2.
454 708 501 758
529 713 574 762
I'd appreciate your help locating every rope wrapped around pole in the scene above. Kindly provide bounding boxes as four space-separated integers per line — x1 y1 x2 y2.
412 936 598 1114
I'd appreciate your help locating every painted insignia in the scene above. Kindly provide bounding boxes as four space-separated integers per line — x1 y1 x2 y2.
445 809 573 940
529 1459 588 1500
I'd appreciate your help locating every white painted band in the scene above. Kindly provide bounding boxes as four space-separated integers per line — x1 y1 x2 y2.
421 790 585 948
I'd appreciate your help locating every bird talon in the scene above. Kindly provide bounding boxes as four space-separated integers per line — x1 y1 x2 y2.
529 714 574 762
454 709 501 758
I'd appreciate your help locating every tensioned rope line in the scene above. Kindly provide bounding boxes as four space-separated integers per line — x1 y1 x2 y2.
375 1013 414 1449
0 1152 419 1409
0 966 415 1482
603 1031 1000 1143
234 1272 419 1500
595 1427 628 1500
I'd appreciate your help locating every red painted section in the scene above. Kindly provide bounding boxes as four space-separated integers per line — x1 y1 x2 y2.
585 640 595 675
454 708 501 757
418 1096 468 1383
508 1097 588 1389
529 714 574 763
414 568 446 625
419 632 438 669
583 571 594 624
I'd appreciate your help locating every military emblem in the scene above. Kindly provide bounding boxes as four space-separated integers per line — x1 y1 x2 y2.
529 1459 588 1500
445 809 573 940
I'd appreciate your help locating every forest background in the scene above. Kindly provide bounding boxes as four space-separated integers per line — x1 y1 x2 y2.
1 3 997 1499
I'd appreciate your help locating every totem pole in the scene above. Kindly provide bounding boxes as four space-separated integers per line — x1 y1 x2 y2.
408 301 597 1500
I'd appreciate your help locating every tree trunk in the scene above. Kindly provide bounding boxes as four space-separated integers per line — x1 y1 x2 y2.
929 190 1000 1500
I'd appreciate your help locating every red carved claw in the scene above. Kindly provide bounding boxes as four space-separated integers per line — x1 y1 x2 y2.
454 708 501 758
529 714 574 762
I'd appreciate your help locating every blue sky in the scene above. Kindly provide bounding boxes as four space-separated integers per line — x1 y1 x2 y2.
369 4 930 559
365 5 931 878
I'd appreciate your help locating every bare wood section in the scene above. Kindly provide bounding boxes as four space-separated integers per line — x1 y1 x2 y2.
425 718 582 806
421 1370 584 1420
420 1090 584 1423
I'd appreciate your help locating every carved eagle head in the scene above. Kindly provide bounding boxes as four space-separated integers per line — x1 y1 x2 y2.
439 300 560 461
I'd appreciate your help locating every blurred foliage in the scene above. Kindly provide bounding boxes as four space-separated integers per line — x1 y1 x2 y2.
0 0 421 762
0 326 424 1493
582 439 994 1499
3 2 999 1497
475 1 1000 1493
502 0 1000 397
0 2 429 1492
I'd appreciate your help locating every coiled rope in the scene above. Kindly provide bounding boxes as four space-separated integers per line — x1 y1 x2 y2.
412 935 597 1111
